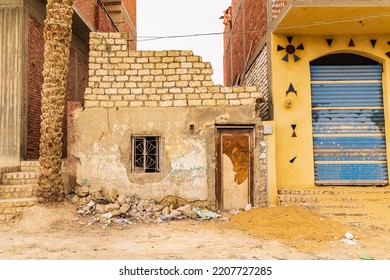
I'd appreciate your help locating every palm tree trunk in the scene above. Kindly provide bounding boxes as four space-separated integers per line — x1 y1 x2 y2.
37 0 74 203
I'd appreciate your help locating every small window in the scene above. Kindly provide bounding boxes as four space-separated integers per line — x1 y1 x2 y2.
132 136 160 173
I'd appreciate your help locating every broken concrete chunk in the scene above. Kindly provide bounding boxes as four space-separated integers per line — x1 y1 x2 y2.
177 204 197 219
88 185 102 195
76 186 89 197
103 188 119 202
112 209 122 217
120 203 130 214
153 211 162 217
71 195 80 204
104 202 120 212
117 195 126 206
136 201 144 212
169 209 182 217
161 206 170 216
95 204 105 214
152 204 164 212
102 212 113 219
91 191 103 200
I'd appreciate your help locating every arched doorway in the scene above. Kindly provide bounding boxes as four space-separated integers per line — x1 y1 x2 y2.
310 53 388 186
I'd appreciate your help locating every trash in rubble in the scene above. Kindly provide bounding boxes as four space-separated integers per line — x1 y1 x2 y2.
193 207 221 220
359 254 375 260
245 204 252 211
87 201 95 208
102 212 113 219
114 218 132 224
341 231 357 245
228 209 241 215
345 231 354 240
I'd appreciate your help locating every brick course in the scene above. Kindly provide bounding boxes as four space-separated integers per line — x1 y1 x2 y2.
223 0 267 85
85 33 262 109
26 0 136 160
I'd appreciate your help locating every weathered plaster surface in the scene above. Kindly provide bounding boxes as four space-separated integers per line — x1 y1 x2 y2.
72 32 266 208
73 106 259 204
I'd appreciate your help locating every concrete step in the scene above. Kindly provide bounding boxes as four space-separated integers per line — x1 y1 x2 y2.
278 188 390 220
1 172 39 185
20 160 67 173
0 165 20 174
20 161 40 172
0 184 37 199
0 165 20 184
0 197 38 222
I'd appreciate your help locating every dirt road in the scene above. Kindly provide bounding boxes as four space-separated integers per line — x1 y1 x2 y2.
0 202 389 260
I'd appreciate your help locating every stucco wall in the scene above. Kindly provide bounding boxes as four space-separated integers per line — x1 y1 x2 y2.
271 34 390 189
72 32 267 208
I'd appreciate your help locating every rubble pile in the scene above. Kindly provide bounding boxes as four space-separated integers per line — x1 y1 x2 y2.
68 186 201 227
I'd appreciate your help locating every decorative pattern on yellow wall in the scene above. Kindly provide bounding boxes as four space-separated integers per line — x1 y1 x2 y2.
289 156 297 164
286 83 297 97
291 124 297 138
326 38 333 47
277 36 304 62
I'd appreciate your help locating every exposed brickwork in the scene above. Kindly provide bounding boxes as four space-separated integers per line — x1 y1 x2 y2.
223 0 267 85
122 0 137 50
27 15 44 160
27 15 90 160
244 45 269 120
85 32 262 108
25 1 136 160
73 0 96 29
272 0 288 21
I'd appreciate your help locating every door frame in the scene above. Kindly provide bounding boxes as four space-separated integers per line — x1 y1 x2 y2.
215 125 255 210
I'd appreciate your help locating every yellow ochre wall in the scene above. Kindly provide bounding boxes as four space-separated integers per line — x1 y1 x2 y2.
271 34 390 190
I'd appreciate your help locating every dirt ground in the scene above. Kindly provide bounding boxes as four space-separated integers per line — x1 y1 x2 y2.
0 202 389 260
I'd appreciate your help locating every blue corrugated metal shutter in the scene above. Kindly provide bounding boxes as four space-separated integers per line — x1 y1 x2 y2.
311 65 388 185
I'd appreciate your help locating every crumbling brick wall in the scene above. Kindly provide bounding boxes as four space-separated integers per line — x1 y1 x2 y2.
73 32 268 208
85 32 262 108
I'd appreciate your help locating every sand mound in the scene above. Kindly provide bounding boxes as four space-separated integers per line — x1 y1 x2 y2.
14 201 77 234
229 206 353 252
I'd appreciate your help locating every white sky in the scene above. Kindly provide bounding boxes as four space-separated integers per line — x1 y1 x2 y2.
137 0 230 85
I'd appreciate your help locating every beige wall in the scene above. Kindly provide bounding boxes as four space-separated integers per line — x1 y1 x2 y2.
0 4 26 166
72 32 267 208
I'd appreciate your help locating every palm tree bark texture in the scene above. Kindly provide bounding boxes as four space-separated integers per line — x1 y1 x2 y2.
37 0 73 203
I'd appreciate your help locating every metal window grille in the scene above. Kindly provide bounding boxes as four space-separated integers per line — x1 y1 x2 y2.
132 136 160 173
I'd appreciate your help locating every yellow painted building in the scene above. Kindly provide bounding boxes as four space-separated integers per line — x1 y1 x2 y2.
243 1 390 205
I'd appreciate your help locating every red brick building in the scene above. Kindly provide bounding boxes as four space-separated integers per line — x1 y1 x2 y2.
0 0 137 166
223 0 287 86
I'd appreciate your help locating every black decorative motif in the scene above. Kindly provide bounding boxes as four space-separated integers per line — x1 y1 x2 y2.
349 39 355 47
277 36 304 62
290 156 297 164
286 83 297 97
370 39 377 48
291 124 297 138
326 39 333 47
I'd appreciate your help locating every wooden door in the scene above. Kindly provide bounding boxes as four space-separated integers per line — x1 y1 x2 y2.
216 128 253 210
